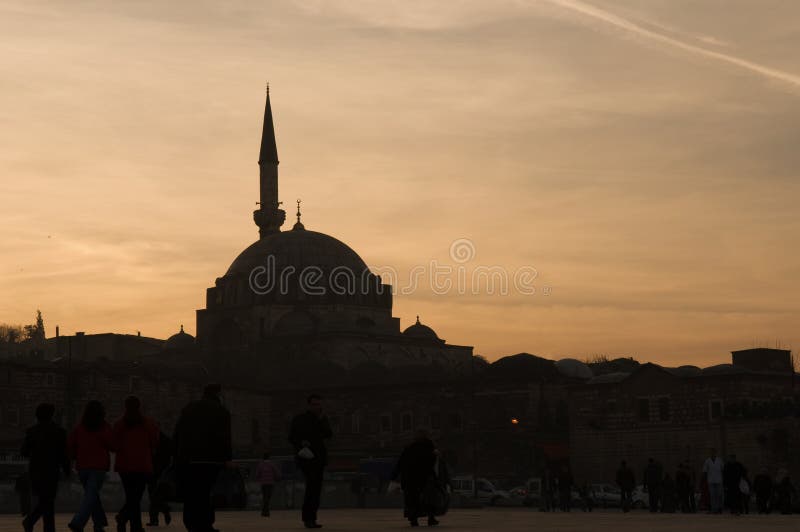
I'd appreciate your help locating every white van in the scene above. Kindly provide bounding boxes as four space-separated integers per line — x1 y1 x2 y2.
450 476 511 506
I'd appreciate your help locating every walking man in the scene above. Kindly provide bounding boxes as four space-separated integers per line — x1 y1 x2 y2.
21 403 69 532
289 394 332 529
643 458 662 512
615 461 635 512
702 448 724 514
174 384 232 532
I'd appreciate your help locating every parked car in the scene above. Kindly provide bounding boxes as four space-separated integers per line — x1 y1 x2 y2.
507 485 528 506
450 476 511 506
589 483 622 508
632 485 648 509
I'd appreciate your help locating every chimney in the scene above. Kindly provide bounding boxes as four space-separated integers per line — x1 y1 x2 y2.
137 331 141 337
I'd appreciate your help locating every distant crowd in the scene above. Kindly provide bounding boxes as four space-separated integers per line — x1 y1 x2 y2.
626 451 796 515
538 451 796 515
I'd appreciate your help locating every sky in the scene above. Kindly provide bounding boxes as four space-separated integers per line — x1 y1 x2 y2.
1 0 799 366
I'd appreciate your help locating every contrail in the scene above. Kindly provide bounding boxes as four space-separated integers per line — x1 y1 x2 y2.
545 0 800 90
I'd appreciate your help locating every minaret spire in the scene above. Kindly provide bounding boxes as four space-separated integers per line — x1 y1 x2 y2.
253 84 285 237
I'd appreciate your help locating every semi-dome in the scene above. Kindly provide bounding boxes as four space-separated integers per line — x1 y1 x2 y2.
227 228 369 278
555 358 594 380
164 325 195 350
403 316 442 342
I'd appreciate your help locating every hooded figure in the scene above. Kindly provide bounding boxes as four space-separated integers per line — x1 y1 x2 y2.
393 430 438 527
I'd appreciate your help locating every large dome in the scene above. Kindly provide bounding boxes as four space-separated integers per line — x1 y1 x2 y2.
227 228 370 277
210 226 390 311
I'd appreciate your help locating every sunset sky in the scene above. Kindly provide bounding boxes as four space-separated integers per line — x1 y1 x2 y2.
2 0 799 366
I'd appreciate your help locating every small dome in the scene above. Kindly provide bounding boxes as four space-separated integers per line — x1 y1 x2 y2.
555 358 594 380
402 316 441 342
165 325 195 351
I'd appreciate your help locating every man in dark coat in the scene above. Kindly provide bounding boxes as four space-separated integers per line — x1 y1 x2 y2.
753 468 773 514
615 461 635 512
723 454 744 515
289 394 332 529
392 430 437 527
174 384 232 532
675 463 693 513
643 458 662 512
21 403 69 532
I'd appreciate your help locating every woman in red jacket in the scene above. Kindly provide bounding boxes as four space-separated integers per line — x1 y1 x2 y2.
68 400 115 532
113 396 159 532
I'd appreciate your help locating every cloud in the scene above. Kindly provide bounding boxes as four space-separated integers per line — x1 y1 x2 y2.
545 0 800 91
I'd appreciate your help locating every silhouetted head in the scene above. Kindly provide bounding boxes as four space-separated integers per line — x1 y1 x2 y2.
648 458 654 464
203 383 222 403
415 428 430 442
123 395 143 427
81 400 105 432
263 451 271 460
307 394 322 417
729 454 736 462
710 448 717 458
620 460 627 468
35 403 55 423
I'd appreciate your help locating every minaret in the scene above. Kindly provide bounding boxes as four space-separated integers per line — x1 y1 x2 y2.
253 85 286 237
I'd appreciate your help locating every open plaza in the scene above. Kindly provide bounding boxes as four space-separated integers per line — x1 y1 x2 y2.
0 509 798 532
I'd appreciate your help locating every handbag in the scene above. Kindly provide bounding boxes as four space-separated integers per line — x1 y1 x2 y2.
739 477 750 495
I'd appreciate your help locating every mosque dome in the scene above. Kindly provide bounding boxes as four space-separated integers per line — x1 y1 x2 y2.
402 317 442 342
164 325 195 350
227 228 370 278
555 358 594 380
220 226 389 309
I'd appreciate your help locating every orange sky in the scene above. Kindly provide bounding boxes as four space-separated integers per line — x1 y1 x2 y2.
1 1 799 366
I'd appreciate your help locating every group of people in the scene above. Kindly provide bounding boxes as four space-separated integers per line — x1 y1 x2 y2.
614 448 797 515
20 397 173 532
19 384 233 532
18 390 454 531
539 464 578 512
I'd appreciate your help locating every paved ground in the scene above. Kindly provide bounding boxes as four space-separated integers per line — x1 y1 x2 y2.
1 509 798 531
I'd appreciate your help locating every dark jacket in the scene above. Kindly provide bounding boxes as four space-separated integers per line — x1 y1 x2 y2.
21 421 69 485
616 466 635 491
174 396 232 464
644 462 662 489
753 473 772 496
392 438 436 489
289 411 333 467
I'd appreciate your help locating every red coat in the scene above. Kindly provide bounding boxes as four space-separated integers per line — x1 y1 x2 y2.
68 423 115 471
113 416 159 474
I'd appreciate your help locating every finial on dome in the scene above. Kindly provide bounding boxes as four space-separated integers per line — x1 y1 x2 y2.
416 315 420 324
293 198 305 230
180 324 184 333
266 81 269 95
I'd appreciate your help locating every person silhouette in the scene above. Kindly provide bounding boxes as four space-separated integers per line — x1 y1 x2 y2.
67 400 115 532
173 384 232 532
289 394 332 529
21 403 69 532
113 396 159 532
